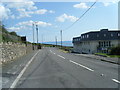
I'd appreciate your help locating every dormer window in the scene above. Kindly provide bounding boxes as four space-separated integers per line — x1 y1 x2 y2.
111 34 113 37
104 34 106 37
97 34 99 37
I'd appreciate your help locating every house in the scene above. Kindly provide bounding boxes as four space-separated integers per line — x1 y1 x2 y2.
72 29 120 54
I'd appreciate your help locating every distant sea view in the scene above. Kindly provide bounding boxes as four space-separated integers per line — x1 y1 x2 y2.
42 41 73 47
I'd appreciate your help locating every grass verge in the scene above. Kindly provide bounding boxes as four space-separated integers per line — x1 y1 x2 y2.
95 53 120 58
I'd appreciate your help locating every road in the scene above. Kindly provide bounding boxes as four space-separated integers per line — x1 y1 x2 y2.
2 47 119 88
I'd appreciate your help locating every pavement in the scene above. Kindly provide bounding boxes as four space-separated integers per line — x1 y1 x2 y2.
74 53 119 65
1 47 120 89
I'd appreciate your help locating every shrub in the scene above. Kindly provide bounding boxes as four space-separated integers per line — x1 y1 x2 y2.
9 31 18 36
110 46 120 55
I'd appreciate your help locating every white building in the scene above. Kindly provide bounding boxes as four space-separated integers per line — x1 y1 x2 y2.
72 29 120 54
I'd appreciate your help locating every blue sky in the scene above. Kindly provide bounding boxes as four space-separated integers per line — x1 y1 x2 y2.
1 1 118 43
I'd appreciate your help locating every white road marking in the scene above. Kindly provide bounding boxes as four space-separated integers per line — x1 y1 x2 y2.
10 50 40 88
112 79 120 84
57 55 65 59
50 50 52 53
13 72 16 75
69 60 94 72
50 50 56 54
7 72 11 74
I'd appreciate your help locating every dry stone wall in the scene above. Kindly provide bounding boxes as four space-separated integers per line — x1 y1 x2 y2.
1 42 38 64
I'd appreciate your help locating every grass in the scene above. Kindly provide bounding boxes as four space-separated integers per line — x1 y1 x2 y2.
95 53 120 58
0 33 2 43
59 46 73 53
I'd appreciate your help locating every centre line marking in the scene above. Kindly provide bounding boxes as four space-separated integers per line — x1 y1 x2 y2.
112 79 120 84
50 50 55 54
57 55 65 59
10 50 40 88
69 60 94 72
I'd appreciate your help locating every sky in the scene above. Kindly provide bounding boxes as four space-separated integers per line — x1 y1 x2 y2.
0 0 118 43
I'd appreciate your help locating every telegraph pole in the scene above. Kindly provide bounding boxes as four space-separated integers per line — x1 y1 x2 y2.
42 34 43 44
60 30 62 48
55 36 57 47
32 23 35 50
36 24 38 44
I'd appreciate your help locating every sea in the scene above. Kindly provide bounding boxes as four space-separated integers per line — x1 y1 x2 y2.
42 41 73 47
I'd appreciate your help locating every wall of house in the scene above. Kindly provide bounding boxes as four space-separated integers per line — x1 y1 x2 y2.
73 40 120 54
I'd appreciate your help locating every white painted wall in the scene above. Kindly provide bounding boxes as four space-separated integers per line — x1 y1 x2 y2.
73 40 120 54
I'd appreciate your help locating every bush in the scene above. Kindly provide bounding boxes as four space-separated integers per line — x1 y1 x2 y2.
110 46 120 55
9 31 18 36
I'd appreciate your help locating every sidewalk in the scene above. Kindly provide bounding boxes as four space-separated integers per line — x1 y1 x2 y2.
75 54 119 65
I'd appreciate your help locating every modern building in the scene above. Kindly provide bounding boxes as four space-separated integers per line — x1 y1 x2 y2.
72 29 120 54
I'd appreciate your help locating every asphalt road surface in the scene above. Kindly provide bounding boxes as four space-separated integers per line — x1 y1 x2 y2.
2 47 119 88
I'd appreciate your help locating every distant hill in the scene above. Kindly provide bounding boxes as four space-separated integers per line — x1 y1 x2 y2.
0 25 21 42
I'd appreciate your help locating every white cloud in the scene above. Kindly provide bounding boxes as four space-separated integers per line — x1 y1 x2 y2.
35 9 48 14
6 1 37 10
17 20 52 27
56 14 78 22
49 10 55 13
0 1 37 20
0 3 11 20
37 21 52 27
1 0 55 20
1 0 119 2
8 26 21 32
102 1 117 6
73 3 90 9
17 9 32 19
8 20 52 32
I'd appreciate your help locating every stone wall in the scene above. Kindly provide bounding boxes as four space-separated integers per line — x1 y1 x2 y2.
1 42 38 64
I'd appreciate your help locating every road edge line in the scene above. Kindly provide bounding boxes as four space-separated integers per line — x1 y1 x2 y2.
9 50 40 89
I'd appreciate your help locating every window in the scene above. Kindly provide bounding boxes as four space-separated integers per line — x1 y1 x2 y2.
87 34 89 38
83 35 84 38
104 34 106 37
97 34 99 37
111 34 113 37
118 33 120 36
109 41 111 47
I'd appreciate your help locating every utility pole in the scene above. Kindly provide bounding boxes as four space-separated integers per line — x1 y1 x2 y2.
42 34 43 44
32 23 35 50
60 30 62 48
55 36 57 47
36 24 39 44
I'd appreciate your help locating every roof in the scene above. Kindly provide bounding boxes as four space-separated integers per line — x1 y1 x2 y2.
73 29 120 42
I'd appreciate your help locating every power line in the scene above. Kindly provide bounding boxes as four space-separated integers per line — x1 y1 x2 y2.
63 0 97 31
